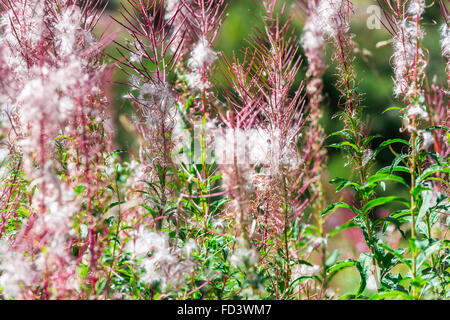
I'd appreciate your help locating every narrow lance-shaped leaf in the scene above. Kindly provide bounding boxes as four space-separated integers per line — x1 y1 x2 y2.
363 196 409 214
322 202 362 217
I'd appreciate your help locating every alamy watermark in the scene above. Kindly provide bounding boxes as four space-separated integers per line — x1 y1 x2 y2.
367 5 382 30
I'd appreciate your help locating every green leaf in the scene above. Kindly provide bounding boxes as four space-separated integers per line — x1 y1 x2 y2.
328 141 360 154
377 242 411 269
362 134 382 147
327 129 355 143
374 217 406 239
366 173 409 188
382 106 402 113
412 239 443 271
74 185 85 195
356 253 373 297
370 290 411 300
325 250 340 268
374 139 411 157
353 216 371 245
105 149 128 162
106 201 126 211
379 272 408 293
322 202 362 217
416 165 450 186
377 247 406 277
95 278 107 295
422 125 449 132
340 141 361 153
289 260 314 268
377 164 410 176
416 189 435 236
330 177 362 193
185 96 194 112
327 260 357 281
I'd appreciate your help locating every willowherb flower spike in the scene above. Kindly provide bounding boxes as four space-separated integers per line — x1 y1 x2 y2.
116 0 193 233
218 1 317 291
300 0 326 98
0 0 114 299
215 49 262 239
316 0 358 114
440 0 450 86
298 0 328 192
378 0 427 101
115 0 186 167
182 0 227 113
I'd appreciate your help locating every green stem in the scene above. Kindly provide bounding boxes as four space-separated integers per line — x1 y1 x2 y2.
410 128 418 299
282 176 290 290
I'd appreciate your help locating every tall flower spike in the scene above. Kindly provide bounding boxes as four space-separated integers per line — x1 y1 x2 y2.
164 0 193 56
299 0 328 190
378 1 447 298
377 0 427 100
217 49 264 240
300 0 327 98
115 0 186 168
256 1 317 290
317 0 358 114
297 0 330 293
219 1 316 292
440 0 450 87
0 0 114 299
116 0 189 232
183 0 227 113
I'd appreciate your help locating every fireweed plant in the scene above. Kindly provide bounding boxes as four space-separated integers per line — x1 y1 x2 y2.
0 0 447 300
